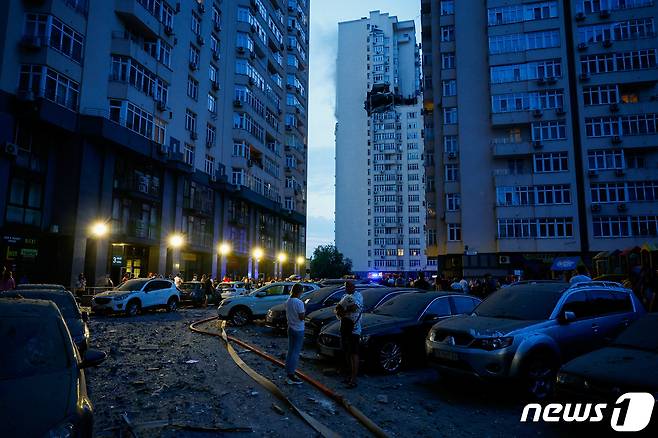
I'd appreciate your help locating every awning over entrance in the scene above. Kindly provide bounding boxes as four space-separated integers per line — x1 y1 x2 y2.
620 246 642 256
593 251 609 260
642 242 658 252
551 257 581 271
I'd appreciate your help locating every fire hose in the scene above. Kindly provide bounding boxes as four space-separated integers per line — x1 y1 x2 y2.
189 317 389 438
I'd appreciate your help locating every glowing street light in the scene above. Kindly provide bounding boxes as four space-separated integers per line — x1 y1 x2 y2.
252 247 264 260
168 234 185 248
218 242 231 255
277 252 287 263
296 256 305 265
90 221 109 238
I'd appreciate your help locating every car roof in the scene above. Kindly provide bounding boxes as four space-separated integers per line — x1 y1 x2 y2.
4 289 76 299
0 297 62 318
506 281 570 295
15 283 67 290
183 281 203 284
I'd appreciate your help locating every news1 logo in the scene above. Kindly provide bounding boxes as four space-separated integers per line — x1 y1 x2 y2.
521 393 656 432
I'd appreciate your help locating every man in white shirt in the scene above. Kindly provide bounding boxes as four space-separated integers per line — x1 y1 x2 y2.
336 281 363 388
285 283 305 385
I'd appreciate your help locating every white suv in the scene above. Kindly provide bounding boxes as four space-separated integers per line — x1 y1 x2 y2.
91 278 180 316
218 281 249 299
217 282 320 326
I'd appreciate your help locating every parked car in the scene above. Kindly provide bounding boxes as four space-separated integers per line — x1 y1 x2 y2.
179 281 210 307
3 288 90 354
318 291 481 373
265 284 385 331
0 298 106 437
91 278 180 316
218 281 249 299
303 287 414 341
15 283 68 291
318 278 377 287
556 312 658 398
217 282 320 326
425 281 644 399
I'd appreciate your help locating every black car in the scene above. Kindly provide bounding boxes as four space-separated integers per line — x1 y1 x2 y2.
179 281 210 307
556 313 658 398
0 298 106 437
265 284 381 330
304 287 414 341
317 291 481 373
3 288 91 354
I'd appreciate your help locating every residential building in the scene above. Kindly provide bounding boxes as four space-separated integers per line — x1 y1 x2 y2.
0 0 309 286
422 0 658 277
336 11 427 277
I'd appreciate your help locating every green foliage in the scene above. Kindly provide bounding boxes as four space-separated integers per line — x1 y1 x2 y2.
309 245 352 279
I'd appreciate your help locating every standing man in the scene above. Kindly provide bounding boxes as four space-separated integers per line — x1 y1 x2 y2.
336 281 363 388
174 272 183 289
412 272 430 290
285 283 305 385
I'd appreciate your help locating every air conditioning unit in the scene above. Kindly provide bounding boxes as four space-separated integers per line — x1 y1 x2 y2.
189 61 198 71
609 103 619 112
211 80 220 91
532 109 543 118
532 140 543 149
599 9 610 18
20 35 44 49
617 203 627 212
499 256 511 265
156 100 167 111
250 51 256 60
602 39 613 48
447 152 456 159
157 143 168 155
248 77 255 85
237 46 245 54
286 84 293 90
196 35 204 46
579 73 590 81
233 99 242 107
588 169 598 178
285 125 292 131
575 12 586 21
612 135 622 144
4 142 18 157
206 140 213 149
536 77 546 85
164 25 174 36
190 131 198 140
247 159 253 167
591 204 601 212
615 169 625 177
546 77 557 85
577 43 588 51
212 52 220 61
555 107 566 115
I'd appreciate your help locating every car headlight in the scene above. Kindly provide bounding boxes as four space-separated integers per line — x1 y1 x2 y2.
556 372 584 387
113 293 131 301
304 298 310 304
220 300 231 306
470 336 513 351
46 420 75 438
428 331 436 342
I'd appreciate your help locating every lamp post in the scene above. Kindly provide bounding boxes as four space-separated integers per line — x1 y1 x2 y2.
218 242 231 280
252 247 263 281
295 256 305 277
277 252 287 279
90 221 109 238
88 221 110 289
168 233 185 276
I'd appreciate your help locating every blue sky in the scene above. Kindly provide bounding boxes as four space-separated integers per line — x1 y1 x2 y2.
306 0 421 256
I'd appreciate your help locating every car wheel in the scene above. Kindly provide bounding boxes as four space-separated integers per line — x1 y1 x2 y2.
166 296 178 312
126 300 141 317
229 307 251 326
522 353 557 400
376 341 403 374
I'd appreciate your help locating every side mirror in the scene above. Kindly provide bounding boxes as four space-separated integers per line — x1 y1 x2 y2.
81 311 89 322
424 314 440 322
559 311 576 324
255 291 266 298
80 349 107 368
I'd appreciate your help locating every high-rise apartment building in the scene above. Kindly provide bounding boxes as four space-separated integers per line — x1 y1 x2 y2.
422 0 658 277
336 11 427 277
0 0 309 286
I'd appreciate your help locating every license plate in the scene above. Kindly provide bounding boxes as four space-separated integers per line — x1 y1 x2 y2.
435 350 458 361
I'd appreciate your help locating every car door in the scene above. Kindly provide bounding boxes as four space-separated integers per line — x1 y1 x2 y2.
148 280 172 306
142 281 158 307
251 284 286 315
587 290 633 345
410 297 453 352
552 291 598 360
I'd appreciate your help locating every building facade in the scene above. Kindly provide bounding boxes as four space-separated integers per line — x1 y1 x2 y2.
335 11 427 278
0 0 309 287
422 0 658 278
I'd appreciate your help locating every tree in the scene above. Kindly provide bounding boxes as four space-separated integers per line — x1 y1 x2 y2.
309 245 352 279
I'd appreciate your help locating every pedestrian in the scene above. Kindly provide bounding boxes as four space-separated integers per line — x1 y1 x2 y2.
394 275 405 287
639 265 655 311
335 281 363 388
413 272 430 290
75 273 86 298
569 265 592 284
174 272 183 289
285 283 305 385
0 267 16 292
104 274 114 288
459 277 470 293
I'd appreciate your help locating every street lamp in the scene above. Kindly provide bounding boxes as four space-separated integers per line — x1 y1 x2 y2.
277 252 287 279
252 247 263 280
90 221 109 238
168 234 185 248
295 256 305 277
218 242 231 280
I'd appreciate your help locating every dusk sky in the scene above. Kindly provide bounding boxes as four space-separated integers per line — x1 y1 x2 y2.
306 0 421 256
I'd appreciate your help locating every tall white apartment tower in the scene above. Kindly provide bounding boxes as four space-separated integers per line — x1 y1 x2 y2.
336 11 426 277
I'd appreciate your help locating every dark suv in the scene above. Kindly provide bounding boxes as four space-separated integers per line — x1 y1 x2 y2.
426 281 644 398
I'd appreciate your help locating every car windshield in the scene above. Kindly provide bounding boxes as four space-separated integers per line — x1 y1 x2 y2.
612 315 658 352
17 292 80 318
116 279 149 291
0 316 70 379
304 286 343 304
474 284 566 320
362 289 399 310
179 283 199 291
219 283 242 289
372 294 433 319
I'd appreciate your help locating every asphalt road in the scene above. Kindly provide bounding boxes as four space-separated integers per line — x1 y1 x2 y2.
86 307 559 437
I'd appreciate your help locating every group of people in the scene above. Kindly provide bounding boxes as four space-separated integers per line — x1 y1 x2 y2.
284 280 362 388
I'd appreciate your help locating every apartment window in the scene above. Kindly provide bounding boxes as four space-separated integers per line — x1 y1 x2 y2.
447 224 461 241
533 152 569 172
203 154 215 175
531 120 567 141
191 12 201 35
210 35 220 58
184 143 195 166
409 216 420 224
109 99 154 138
209 64 217 82
583 85 619 105
206 123 216 146
189 44 200 67
233 141 250 158
578 18 655 44
588 149 625 169
111 55 168 103
489 30 560 54
187 76 199 100
443 135 458 153
577 0 654 14
408 184 420 191
136 0 174 26
154 117 167 145
490 59 562 83
212 6 221 29
585 116 620 137
488 1 558 26
441 26 455 42
591 182 626 203
440 0 455 15
207 93 217 113
143 38 172 68
442 53 455 69
580 49 657 75
185 109 197 134
536 185 571 205
18 65 79 110
408 205 420 213
408 163 419 170
49 16 84 62
6 177 42 226
443 107 458 124
407 152 420 160
232 168 245 186
628 181 658 201
409 194 420 202
446 193 461 211
445 164 460 181
442 80 457 97
409 226 421 235
285 197 295 211
621 114 658 136
492 90 564 113
497 218 574 238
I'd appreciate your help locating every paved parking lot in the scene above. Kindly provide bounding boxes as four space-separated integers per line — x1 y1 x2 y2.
85 307 561 437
